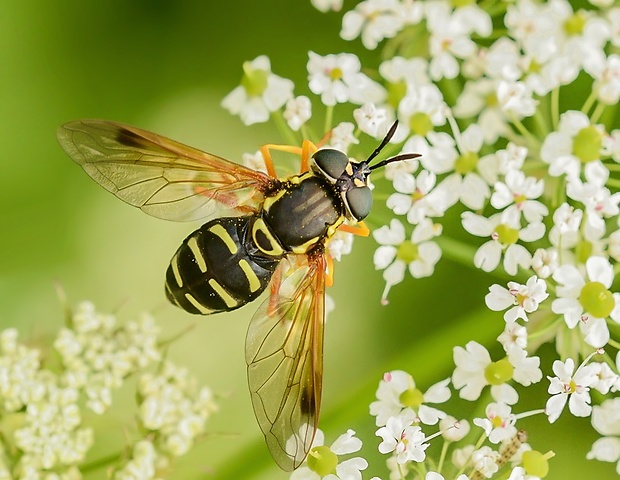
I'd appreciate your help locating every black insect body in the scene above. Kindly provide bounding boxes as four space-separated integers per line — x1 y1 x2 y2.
57 119 418 470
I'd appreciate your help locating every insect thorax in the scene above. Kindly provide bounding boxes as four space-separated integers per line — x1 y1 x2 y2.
253 172 345 256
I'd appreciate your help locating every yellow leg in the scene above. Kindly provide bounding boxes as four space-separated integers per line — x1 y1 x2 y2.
260 141 318 176
325 255 334 288
300 139 318 172
338 221 370 237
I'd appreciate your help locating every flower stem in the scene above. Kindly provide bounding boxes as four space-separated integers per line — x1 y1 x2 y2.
324 105 334 134
80 451 124 473
551 87 560 130
272 109 299 146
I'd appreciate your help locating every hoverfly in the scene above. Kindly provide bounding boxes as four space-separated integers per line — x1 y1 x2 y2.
57 119 419 470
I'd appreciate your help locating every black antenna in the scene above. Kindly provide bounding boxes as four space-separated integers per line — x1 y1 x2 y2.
369 152 421 171
366 120 421 171
366 120 399 165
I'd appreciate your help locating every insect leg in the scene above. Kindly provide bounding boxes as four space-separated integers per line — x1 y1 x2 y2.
325 254 334 288
260 144 307 177
267 263 283 317
300 140 318 173
337 221 370 237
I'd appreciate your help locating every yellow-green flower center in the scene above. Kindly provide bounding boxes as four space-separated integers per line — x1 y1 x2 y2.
494 224 519 246
484 358 514 385
579 281 614 318
241 62 268 96
454 151 479 174
527 59 541 74
397 241 419 264
451 0 474 6
410 112 433 136
387 80 407 109
564 11 586 36
522 450 550 478
329 67 343 80
485 92 498 107
573 126 602 163
307 445 338 476
399 387 424 408
491 415 504 428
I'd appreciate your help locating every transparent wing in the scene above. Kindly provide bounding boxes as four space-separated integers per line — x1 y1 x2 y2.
57 119 273 222
246 254 326 471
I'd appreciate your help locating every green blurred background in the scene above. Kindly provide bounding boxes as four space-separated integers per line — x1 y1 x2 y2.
0 1 615 479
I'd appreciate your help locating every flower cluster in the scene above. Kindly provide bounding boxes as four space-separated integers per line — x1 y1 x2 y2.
0 302 217 479
222 0 620 477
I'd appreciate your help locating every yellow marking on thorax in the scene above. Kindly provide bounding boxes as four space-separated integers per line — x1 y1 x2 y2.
290 218 345 254
184 293 214 314
208 279 238 308
209 224 239 254
188 237 207 273
238 259 261 293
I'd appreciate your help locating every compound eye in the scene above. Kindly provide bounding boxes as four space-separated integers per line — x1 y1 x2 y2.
345 186 372 221
311 149 349 182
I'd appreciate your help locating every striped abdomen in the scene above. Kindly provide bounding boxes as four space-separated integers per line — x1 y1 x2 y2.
165 216 279 315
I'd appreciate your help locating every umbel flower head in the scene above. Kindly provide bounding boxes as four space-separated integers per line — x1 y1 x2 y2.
0 300 217 479
215 0 620 477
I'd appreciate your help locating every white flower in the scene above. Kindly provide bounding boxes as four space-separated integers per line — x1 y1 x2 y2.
291 428 368 480
354 103 389 138
567 178 620 232
397 84 448 140
138 361 217 457
462 209 544 275
531 248 558 279
587 397 620 474
370 370 450 426
497 321 528 352
548 202 583 248
552 256 620 347
540 110 607 180
379 56 431 88
426 473 468 480
311 0 343 12
453 341 541 401
425 2 490 80
485 275 549 323
222 55 294 125
473 402 517 444
114 440 158 480
504 0 556 64
307 52 386 106
284 96 312 131
441 124 491 210
329 122 359 152
402 132 457 175
376 410 429 464
496 80 538 118
387 170 449 224
590 362 620 395
454 78 509 143
327 229 354 262
439 415 470 442
546 356 599 423
13 382 93 470
491 169 548 223
373 218 442 303
587 53 620 105
471 446 500 478
340 0 406 50
242 150 268 174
